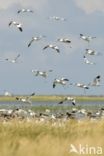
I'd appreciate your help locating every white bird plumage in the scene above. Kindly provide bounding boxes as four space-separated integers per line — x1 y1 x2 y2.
53 78 69 88
43 44 60 53
83 55 96 65
28 36 45 47
17 9 34 14
32 69 53 78
49 16 66 21
5 54 21 63
80 34 96 43
9 21 23 32
58 96 76 105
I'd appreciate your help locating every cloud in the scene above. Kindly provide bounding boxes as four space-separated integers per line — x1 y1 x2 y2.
0 0 48 10
74 0 104 14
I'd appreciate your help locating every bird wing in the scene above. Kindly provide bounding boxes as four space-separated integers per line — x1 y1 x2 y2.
18 26 23 32
53 82 56 88
28 38 34 47
43 45 49 50
14 54 20 61
53 46 60 53
17 10 21 13
8 21 13 26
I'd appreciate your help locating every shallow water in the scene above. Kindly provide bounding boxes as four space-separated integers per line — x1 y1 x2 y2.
0 100 104 109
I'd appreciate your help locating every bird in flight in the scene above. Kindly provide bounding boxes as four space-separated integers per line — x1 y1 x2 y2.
53 77 69 88
5 54 21 63
28 35 46 47
85 49 102 56
9 21 23 32
48 16 66 21
16 92 35 105
32 69 53 78
88 75 101 86
43 44 60 53
72 82 89 89
80 34 96 43
83 55 96 65
57 38 71 44
58 96 76 105
17 9 34 14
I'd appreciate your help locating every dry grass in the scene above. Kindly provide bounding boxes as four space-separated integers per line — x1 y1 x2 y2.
0 119 104 156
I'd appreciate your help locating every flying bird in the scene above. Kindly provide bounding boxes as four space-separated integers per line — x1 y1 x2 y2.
85 49 102 56
57 38 71 44
80 34 96 43
9 21 23 32
5 54 21 63
28 36 45 47
73 83 89 89
17 9 34 14
83 55 96 65
43 44 60 53
88 75 101 86
53 78 69 88
16 93 35 105
58 96 76 105
48 16 66 21
32 69 53 78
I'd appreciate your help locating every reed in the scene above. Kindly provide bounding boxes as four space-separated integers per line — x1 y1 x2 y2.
0 119 104 156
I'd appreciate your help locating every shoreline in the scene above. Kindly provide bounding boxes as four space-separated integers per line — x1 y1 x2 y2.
0 95 104 102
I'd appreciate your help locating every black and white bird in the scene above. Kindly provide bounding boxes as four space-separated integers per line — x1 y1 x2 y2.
17 9 34 14
80 34 96 43
83 55 96 65
43 44 60 53
57 38 71 44
5 54 21 63
9 21 23 32
32 69 53 78
85 49 102 56
53 78 69 88
28 36 45 47
88 75 101 86
72 82 89 89
58 96 76 105
72 82 89 94
49 16 66 21
16 93 35 105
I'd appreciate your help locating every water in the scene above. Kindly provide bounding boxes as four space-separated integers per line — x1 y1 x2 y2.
0 101 104 109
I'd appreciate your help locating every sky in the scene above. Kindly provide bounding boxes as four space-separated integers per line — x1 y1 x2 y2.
0 0 104 95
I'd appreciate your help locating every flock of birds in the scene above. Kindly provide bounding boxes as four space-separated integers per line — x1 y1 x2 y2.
0 7 103 109
0 106 104 123
0 6 103 123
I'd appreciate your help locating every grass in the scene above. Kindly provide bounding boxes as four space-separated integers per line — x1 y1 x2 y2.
0 95 104 102
0 119 104 156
